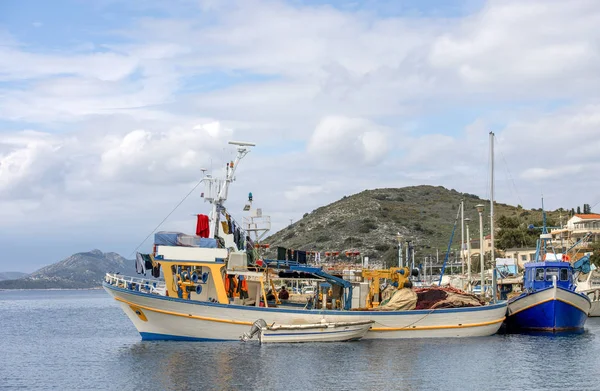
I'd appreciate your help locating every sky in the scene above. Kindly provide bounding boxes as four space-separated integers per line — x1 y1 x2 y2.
1 0 600 272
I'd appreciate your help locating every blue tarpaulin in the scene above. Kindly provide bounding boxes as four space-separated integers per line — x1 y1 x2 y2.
154 231 217 248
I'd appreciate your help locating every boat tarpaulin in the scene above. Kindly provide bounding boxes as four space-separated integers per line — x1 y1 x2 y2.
154 231 217 248
371 288 417 311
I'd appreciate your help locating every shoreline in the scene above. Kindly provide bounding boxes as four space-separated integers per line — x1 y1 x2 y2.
0 287 104 292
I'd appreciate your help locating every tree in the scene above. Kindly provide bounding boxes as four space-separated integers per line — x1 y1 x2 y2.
497 215 520 229
584 204 592 214
495 216 557 250
590 242 600 267
495 216 535 250
577 206 582 214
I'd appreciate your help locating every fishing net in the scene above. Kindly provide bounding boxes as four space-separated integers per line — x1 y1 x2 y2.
414 287 484 309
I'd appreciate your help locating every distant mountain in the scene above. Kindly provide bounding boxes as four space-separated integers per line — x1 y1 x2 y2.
0 250 138 289
0 272 27 281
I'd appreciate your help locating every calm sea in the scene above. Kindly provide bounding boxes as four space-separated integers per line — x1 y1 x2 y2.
1 289 600 391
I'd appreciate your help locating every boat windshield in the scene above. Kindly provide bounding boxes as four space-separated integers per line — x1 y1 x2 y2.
560 268 569 281
545 267 559 281
535 268 545 281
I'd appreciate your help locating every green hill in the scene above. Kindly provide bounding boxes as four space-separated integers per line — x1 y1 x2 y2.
263 185 566 266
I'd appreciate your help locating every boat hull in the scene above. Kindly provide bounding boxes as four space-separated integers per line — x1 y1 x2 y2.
589 300 600 317
576 289 600 317
506 286 590 331
104 283 507 340
259 323 371 343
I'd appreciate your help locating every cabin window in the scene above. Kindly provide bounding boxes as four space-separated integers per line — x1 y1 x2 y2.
535 268 545 281
545 268 559 281
560 268 569 281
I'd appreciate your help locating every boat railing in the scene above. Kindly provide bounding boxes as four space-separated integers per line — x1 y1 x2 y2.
104 273 167 296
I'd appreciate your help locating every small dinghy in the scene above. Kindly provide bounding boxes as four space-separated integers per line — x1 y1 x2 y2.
240 319 374 344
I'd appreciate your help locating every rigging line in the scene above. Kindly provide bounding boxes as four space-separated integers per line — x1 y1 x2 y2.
591 199 600 211
498 146 524 207
129 177 206 257
493 134 524 207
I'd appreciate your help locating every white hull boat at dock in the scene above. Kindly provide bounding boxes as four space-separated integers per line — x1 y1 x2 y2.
103 278 507 340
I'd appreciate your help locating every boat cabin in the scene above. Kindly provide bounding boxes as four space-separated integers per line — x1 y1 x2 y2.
523 261 574 292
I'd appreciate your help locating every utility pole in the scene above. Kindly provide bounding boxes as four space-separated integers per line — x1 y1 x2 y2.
397 234 403 268
476 204 485 299
465 218 472 292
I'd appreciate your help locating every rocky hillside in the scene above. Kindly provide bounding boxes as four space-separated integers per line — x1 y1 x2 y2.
0 250 137 289
264 186 565 266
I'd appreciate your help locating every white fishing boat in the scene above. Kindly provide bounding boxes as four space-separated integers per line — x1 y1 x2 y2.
103 141 507 341
240 319 374 343
575 264 600 317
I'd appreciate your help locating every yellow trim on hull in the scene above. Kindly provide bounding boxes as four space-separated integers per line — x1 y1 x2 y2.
115 296 504 332
115 297 254 326
509 298 554 316
370 317 505 332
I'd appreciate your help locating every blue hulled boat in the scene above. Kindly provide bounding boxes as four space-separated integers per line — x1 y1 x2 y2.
506 262 590 331
505 198 591 332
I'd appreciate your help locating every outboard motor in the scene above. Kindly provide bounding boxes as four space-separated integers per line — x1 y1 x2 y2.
240 319 267 342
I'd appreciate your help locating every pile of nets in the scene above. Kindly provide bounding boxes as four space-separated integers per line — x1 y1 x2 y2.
414 286 484 309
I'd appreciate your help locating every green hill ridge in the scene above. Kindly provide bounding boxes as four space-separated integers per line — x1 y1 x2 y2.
264 185 566 266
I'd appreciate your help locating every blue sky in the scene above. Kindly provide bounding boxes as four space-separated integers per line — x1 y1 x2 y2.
1 0 600 272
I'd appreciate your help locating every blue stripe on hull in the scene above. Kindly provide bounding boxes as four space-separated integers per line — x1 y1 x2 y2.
506 299 587 331
140 332 233 342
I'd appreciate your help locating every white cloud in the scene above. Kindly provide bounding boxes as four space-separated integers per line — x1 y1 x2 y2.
0 47 139 82
99 121 233 183
308 116 391 165
0 131 63 197
430 0 600 91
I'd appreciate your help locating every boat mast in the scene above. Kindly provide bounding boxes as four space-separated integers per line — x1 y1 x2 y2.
208 141 255 238
461 200 465 275
489 132 495 274
542 196 547 258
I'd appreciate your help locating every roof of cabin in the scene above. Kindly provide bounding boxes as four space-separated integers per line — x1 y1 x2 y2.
524 261 571 268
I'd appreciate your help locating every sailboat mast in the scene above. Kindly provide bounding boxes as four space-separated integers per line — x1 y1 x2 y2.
489 132 495 269
461 200 465 275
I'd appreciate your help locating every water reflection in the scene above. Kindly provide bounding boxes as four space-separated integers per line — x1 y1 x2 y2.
3 290 600 391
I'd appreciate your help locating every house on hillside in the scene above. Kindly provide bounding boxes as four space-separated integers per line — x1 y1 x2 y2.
551 213 600 251
503 247 538 269
460 234 492 259
470 234 492 256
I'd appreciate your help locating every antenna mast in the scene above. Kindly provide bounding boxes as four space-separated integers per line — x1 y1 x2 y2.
204 141 255 238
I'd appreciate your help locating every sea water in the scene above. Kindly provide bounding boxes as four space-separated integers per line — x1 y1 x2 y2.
1 289 600 391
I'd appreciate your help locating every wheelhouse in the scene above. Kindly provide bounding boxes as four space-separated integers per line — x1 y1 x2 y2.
523 261 574 292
